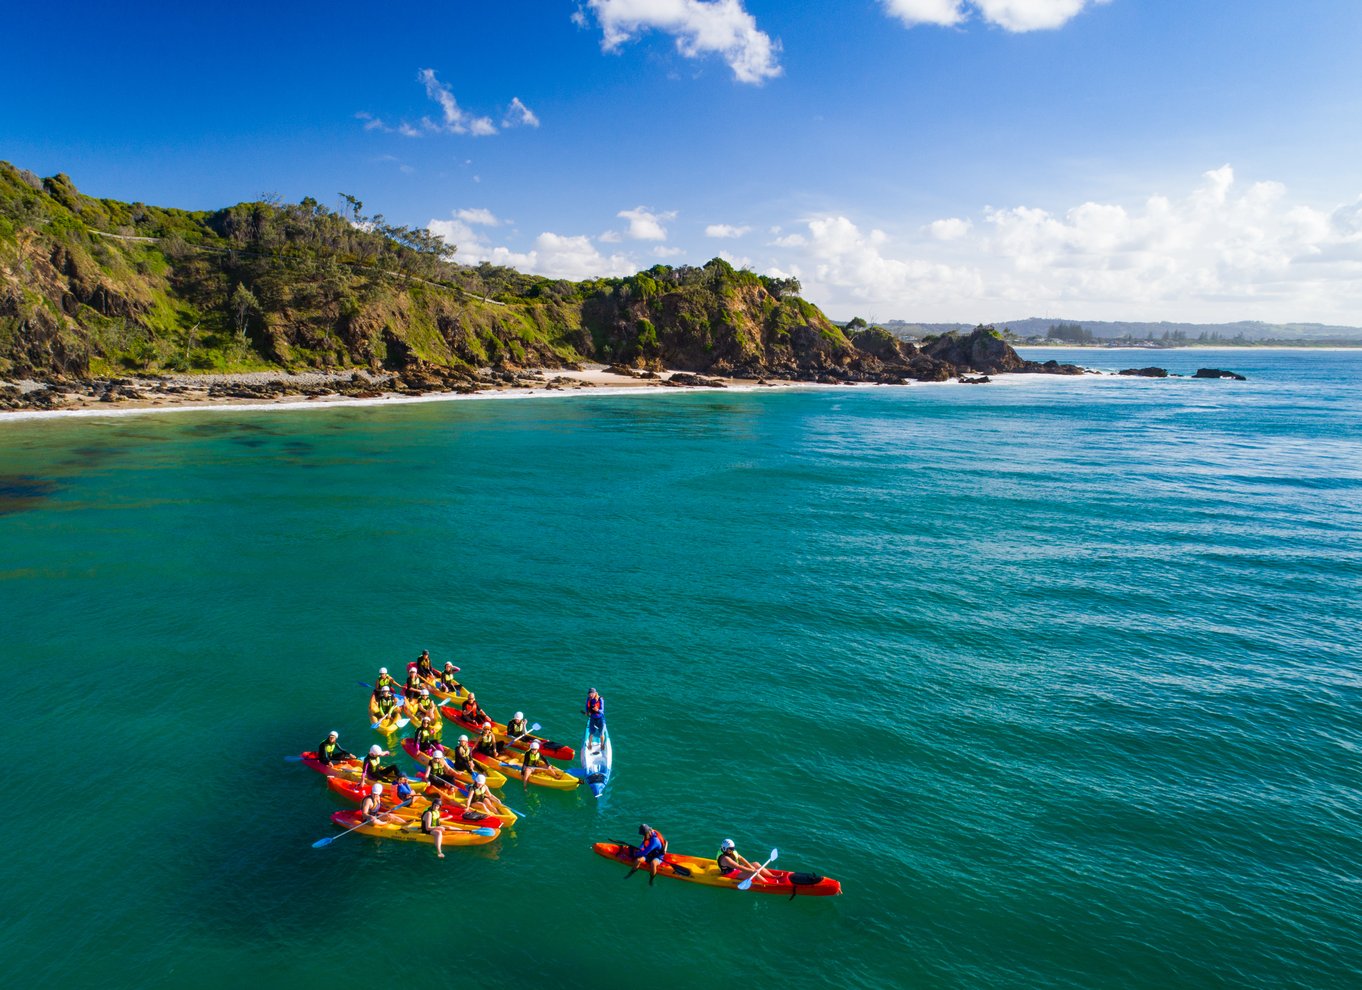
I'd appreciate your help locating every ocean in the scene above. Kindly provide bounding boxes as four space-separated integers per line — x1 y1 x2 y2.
1 347 1359 989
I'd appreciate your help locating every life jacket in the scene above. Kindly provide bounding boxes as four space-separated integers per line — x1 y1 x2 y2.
428 757 450 777
422 807 440 832
717 848 740 871
319 741 338 761
361 797 382 820
417 659 433 678
376 696 397 716
453 744 474 770
468 783 491 801
461 699 479 717
523 750 544 769
586 695 603 716
363 755 383 777
507 719 527 736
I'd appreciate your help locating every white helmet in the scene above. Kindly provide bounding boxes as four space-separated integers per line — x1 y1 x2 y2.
379 667 388 675
369 745 382 756
432 748 445 758
371 783 383 795
530 741 541 751
458 734 468 743
514 711 524 721
327 731 338 739
421 688 430 697
721 838 735 850
475 774 487 785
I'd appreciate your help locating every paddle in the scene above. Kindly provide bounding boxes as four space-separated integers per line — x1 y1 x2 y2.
737 848 779 890
313 797 414 848
370 708 410 731
358 680 406 704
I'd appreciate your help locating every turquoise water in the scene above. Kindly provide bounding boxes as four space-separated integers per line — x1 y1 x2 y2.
2 348 1359 989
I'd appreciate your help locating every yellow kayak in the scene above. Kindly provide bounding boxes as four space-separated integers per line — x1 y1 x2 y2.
331 810 498 846
476 750 580 790
402 738 508 788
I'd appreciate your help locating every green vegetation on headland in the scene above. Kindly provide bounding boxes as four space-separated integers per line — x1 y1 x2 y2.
870 317 1362 347
0 163 1079 403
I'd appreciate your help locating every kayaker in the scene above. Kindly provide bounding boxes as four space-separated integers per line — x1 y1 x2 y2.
426 748 459 790
393 770 416 804
410 688 441 727
716 838 775 885
374 667 400 695
506 711 530 741
414 650 435 683
465 773 497 815
316 731 354 766
460 692 488 725
584 688 605 748
629 824 668 885
404 665 425 698
360 783 402 825
450 735 477 775
476 721 504 758
361 744 399 783
370 686 401 726
413 714 441 753
421 791 448 858
438 660 462 693
519 740 562 787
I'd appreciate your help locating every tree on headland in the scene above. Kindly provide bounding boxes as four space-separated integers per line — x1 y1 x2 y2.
1048 322 1092 343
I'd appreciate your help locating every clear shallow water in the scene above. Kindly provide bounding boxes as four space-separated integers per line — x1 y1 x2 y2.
1 348 1360 989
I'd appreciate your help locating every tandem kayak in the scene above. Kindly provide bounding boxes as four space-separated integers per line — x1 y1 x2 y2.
401 737 509 788
325 777 504 830
330 810 498 846
591 842 842 897
473 749 580 790
438 707 574 761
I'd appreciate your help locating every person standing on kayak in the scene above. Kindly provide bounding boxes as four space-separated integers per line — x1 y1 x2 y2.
420 791 448 858
361 744 399 783
629 824 668 885
316 731 354 766
584 688 605 749
716 838 775 885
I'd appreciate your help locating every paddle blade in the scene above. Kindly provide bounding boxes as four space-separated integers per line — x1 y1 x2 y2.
531 723 542 732
768 848 779 862
283 755 305 762
370 722 381 730
312 836 335 848
474 827 497 837
396 718 410 728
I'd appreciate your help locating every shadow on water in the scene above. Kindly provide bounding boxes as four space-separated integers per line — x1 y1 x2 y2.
0 474 58 515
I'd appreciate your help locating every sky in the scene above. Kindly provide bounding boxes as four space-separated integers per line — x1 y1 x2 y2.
3 0 1362 324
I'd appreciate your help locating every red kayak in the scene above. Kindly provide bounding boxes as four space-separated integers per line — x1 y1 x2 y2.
438 706 574 761
297 751 363 778
325 777 503 830
591 842 843 897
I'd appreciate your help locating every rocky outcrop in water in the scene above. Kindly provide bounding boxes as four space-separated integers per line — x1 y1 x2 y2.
1194 368 1247 380
1119 367 1169 377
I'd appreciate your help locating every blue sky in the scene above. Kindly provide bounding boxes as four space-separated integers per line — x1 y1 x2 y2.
4 1 1361 323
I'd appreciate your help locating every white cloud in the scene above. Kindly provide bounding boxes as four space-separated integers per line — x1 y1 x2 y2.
618 206 677 241
584 0 782 84
705 223 751 238
361 70 538 138
881 0 1106 32
504 97 540 128
928 217 972 240
598 230 624 243
455 208 503 226
428 216 637 280
767 167 1362 323
653 245 685 257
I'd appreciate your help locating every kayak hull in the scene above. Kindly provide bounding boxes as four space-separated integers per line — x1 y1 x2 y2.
401 737 509 788
591 843 842 896
330 810 498 846
439 707 574 761
474 750 580 790
580 722 612 798
325 777 505 830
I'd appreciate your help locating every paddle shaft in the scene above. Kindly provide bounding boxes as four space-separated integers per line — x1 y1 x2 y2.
314 796 414 847
738 848 779 890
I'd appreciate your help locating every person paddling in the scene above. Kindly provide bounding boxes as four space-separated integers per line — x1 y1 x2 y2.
506 711 530 741
370 686 401 728
374 667 401 695
413 714 441 754
360 783 402 825
316 731 354 766
361 744 398 783
404 665 426 699
410 688 442 727
437 660 462 694
465 773 497 815
628 824 667 885
414 650 435 684
716 838 775 885
420 791 448 858
584 688 605 749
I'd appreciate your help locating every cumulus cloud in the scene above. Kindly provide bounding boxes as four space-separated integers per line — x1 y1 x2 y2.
360 70 537 138
881 0 1106 31
582 0 782 84
455 208 503 226
653 245 685 257
768 166 1362 323
618 206 677 241
428 216 638 280
705 223 751 238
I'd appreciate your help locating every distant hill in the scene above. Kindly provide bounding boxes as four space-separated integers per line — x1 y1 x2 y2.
877 318 1362 343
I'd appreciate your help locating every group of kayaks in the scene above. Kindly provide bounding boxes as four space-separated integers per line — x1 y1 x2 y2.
297 655 840 897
